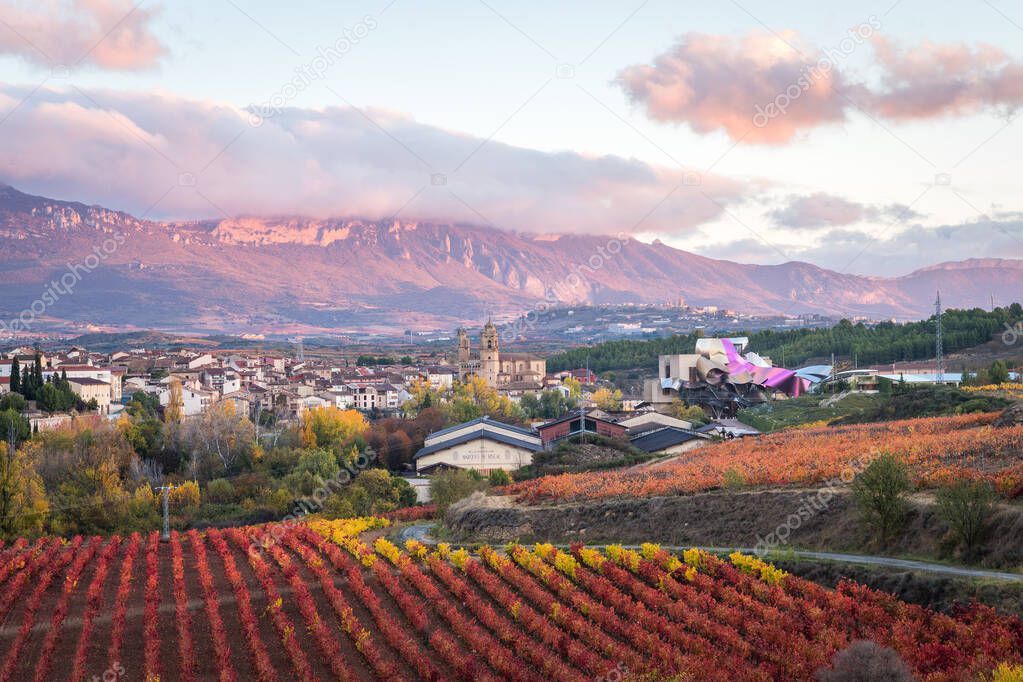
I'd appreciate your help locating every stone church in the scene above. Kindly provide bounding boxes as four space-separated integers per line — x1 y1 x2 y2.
456 322 546 390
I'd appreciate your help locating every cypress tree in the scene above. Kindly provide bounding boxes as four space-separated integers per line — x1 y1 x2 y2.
33 352 43 389
9 358 18 395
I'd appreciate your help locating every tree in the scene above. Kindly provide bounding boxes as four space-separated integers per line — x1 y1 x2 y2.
815 640 913 682
989 360 1010 385
851 453 912 544
488 469 512 486
283 448 341 495
299 406 368 459
321 468 417 517
0 409 30 447
670 399 706 426
429 468 489 517
935 480 997 558
164 378 184 423
0 393 26 413
182 400 256 478
0 442 49 539
563 377 582 399
519 392 541 419
9 358 19 395
32 353 43 396
592 387 623 411
446 377 523 424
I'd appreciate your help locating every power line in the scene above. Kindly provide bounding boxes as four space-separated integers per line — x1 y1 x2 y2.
935 291 944 385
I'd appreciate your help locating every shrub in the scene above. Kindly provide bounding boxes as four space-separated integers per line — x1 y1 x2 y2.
430 469 489 517
815 640 913 681
988 663 1023 682
722 468 746 490
205 478 237 504
169 481 201 511
936 479 997 557
851 452 911 543
488 469 512 486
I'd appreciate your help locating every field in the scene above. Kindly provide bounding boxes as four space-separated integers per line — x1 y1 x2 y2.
506 413 1023 503
0 516 1021 681
741 393 885 432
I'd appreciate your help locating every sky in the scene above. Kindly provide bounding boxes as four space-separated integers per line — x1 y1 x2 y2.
1 0 1023 276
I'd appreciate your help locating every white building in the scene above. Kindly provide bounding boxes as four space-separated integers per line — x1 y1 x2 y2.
414 417 542 475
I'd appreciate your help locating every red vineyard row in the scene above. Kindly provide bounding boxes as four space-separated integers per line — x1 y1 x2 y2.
0 518 1018 681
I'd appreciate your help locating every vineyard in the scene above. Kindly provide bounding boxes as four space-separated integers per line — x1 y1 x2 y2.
0 516 1020 680
506 413 1023 503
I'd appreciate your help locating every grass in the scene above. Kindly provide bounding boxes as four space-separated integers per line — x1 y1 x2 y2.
742 393 884 433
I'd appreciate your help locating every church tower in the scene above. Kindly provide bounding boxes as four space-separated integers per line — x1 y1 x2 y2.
456 328 470 364
480 320 500 387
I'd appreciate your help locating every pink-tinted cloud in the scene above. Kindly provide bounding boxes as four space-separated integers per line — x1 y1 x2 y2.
869 37 1023 120
618 31 1023 144
616 32 852 144
0 85 748 236
0 0 165 71
770 193 924 229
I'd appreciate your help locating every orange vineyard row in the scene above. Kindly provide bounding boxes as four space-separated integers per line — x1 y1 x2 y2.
506 412 1023 502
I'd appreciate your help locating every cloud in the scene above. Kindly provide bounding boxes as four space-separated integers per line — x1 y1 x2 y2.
0 0 165 71
0 85 747 235
769 193 924 229
869 37 1023 120
698 219 1023 276
616 31 854 144
617 30 1023 144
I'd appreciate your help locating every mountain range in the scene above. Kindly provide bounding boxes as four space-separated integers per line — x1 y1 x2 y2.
1 183 1021 335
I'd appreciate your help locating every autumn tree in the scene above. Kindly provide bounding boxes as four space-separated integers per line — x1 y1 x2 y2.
164 378 184 423
0 441 49 539
182 400 256 478
592 387 623 411
299 406 368 461
670 399 707 426
446 376 523 424
563 376 582 399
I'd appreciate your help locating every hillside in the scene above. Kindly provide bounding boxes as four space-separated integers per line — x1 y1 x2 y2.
0 516 1020 680
4 184 1023 333
548 305 1023 372
505 413 1023 503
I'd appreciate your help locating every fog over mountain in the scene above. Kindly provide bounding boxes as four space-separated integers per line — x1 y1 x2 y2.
2 184 1021 334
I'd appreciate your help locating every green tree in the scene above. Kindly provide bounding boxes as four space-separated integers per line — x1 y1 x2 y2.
936 480 997 558
988 360 1010 385
0 409 30 447
519 393 541 419
852 453 912 544
0 393 26 413
283 448 341 495
429 468 489 517
9 358 19 395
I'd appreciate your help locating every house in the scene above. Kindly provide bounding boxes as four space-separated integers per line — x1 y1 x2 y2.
617 411 694 432
629 426 712 455
160 386 214 417
696 419 761 439
536 410 628 446
68 377 112 413
187 354 216 370
414 417 542 475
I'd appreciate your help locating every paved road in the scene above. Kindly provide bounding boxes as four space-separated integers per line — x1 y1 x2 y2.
395 523 1023 583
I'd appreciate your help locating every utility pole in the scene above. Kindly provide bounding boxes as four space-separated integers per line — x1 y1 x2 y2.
156 484 173 541
935 291 944 385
